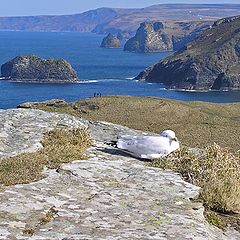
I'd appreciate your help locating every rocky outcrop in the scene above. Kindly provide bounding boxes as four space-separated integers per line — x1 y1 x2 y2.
123 21 212 53
0 108 239 239
100 33 121 48
17 99 67 108
135 16 240 90
1 55 79 83
124 22 172 53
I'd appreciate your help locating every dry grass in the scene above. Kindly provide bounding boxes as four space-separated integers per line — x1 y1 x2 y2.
150 144 240 213
0 128 91 187
32 96 240 151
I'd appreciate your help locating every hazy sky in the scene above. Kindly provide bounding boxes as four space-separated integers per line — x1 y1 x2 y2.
1 0 240 17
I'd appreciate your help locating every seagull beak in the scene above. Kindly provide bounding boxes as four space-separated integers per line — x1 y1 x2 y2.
172 137 178 142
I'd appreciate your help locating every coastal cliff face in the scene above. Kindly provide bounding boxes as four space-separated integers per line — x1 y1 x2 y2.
135 16 240 90
1 55 79 83
100 33 121 48
124 22 172 53
124 21 212 53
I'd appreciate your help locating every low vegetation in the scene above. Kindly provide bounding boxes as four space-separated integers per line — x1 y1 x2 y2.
32 96 240 151
0 128 91 187
150 144 240 213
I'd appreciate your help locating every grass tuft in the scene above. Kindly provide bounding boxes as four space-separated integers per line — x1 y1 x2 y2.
150 144 240 214
0 128 91 187
204 211 226 229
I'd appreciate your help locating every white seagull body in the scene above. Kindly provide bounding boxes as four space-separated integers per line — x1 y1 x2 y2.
117 130 180 160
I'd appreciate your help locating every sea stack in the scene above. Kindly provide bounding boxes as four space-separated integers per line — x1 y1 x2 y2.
100 33 121 48
135 16 240 91
1 55 79 83
124 22 172 53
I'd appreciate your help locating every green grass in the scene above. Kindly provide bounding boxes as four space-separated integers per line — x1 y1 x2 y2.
0 128 91 187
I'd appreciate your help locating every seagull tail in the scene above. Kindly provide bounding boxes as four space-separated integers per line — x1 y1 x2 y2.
116 139 126 149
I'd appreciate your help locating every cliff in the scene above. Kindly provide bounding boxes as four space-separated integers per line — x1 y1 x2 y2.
1 55 79 83
124 22 172 53
124 21 212 52
100 33 121 48
135 16 240 90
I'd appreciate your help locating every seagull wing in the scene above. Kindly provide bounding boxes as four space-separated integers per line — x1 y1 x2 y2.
117 135 174 159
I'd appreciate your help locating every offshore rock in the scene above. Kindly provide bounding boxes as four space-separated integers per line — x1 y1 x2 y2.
135 16 240 90
124 22 172 53
1 55 79 83
100 33 121 48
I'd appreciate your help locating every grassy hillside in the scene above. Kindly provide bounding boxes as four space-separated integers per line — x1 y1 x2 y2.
31 96 240 152
0 4 240 33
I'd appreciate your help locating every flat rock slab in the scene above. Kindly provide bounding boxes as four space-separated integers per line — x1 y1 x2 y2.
0 109 88 158
0 109 238 239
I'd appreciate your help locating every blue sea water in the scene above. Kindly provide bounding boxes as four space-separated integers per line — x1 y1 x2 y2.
0 31 240 109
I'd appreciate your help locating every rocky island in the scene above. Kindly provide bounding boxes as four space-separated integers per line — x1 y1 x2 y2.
124 22 172 53
135 16 240 91
100 33 121 48
1 55 79 83
123 21 212 53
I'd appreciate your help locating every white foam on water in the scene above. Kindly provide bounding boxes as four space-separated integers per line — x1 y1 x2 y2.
125 76 135 80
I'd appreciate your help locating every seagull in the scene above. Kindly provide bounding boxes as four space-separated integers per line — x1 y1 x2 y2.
116 130 180 160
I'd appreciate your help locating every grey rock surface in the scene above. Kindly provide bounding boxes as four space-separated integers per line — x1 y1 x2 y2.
17 99 67 109
0 109 87 159
0 109 239 239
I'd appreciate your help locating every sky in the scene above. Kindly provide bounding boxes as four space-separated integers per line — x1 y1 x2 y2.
1 0 240 17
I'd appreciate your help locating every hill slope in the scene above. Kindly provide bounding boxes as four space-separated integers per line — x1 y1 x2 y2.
0 4 240 34
19 96 240 151
0 8 131 32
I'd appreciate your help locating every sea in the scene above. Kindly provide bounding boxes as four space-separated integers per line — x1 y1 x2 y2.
0 31 240 109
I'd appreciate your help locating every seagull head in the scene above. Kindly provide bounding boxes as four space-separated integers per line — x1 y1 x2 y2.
160 130 178 142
